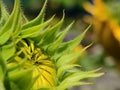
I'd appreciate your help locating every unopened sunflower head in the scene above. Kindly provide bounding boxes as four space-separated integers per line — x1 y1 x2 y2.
0 0 103 90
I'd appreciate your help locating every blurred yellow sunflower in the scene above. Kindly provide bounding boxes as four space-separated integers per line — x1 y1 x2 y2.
84 0 120 69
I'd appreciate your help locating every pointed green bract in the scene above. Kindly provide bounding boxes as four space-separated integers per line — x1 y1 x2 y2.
57 64 79 79
9 69 33 90
0 0 20 35
56 44 91 67
0 56 6 72
1 43 15 61
22 0 47 30
37 13 65 48
0 73 5 90
0 1 9 28
0 0 103 90
0 0 20 45
20 16 54 38
54 25 91 60
47 21 74 55
57 68 104 90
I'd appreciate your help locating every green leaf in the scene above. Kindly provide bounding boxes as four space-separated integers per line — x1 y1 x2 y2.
9 69 33 90
47 21 74 55
12 19 21 39
21 11 28 24
0 0 20 35
1 43 16 61
37 13 65 47
0 30 11 45
0 0 20 45
0 80 5 90
10 82 20 90
22 0 47 30
61 69 103 84
0 56 8 90
0 66 4 81
54 25 91 59
0 57 6 90
0 1 9 29
57 64 79 79
56 44 91 67
0 56 7 75
58 69 103 89
20 16 54 38
57 81 90 90
7 59 25 72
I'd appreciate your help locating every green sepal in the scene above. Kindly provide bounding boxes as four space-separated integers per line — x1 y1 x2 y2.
0 0 20 45
47 21 74 55
57 82 90 90
56 44 91 67
9 68 33 90
0 0 20 35
0 55 7 76
0 16 20 45
7 59 25 72
0 66 4 82
57 64 79 80
0 30 11 45
0 1 9 28
37 13 65 48
0 56 7 90
54 25 91 60
20 16 54 38
0 71 6 90
12 19 21 39
0 81 5 90
58 68 104 90
1 43 16 61
10 82 20 90
22 0 47 30
21 11 28 24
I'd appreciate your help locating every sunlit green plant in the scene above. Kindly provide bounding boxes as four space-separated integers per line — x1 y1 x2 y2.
0 0 103 90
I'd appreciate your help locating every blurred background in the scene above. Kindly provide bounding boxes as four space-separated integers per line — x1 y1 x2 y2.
2 0 120 90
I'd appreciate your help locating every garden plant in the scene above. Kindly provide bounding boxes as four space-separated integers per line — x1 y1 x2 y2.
0 0 103 90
